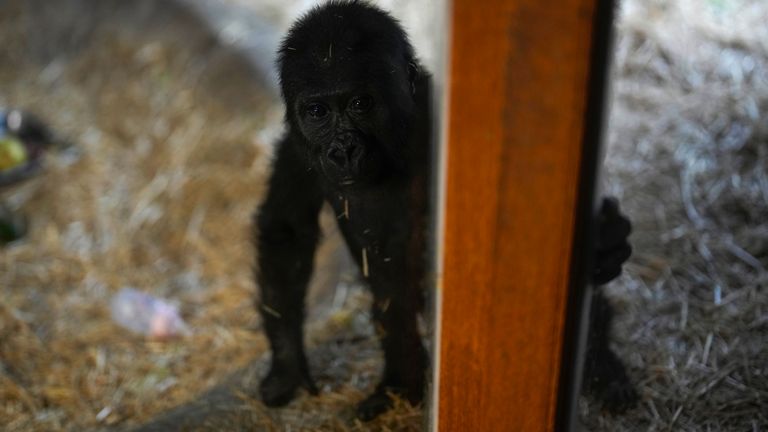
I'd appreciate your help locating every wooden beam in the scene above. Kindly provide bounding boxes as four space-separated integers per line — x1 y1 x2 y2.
435 0 612 430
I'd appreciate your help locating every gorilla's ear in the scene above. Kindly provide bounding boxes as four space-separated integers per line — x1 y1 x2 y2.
407 59 420 96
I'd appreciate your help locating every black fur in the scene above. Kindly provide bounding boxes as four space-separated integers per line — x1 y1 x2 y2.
254 1 430 420
585 197 638 411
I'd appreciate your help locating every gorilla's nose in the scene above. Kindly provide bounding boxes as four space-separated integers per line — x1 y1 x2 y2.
327 138 363 170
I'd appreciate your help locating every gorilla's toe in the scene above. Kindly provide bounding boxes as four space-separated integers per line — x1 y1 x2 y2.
260 365 317 407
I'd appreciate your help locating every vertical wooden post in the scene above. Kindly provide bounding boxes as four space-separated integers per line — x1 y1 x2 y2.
434 0 613 430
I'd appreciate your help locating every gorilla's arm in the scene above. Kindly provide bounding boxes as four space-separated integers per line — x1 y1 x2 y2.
255 137 323 406
584 197 638 411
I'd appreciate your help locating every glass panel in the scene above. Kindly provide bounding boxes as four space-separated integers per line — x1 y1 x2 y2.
579 0 768 430
0 1 444 430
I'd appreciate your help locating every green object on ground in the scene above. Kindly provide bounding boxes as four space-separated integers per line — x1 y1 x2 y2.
0 137 28 170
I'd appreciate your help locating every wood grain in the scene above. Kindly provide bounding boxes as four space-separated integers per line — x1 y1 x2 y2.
436 0 602 430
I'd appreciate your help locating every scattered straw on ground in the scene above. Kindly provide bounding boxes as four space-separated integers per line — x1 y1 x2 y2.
0 1 274 429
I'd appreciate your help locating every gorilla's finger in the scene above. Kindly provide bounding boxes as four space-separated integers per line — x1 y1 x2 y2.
599 196 621 218
593 243 632 285
596 213 632 251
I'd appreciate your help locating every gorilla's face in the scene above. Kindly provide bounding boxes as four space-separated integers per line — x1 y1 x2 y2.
294 86 389 187
277 2 418 189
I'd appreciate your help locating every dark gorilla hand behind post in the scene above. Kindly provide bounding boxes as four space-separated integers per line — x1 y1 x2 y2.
584 197 639 411
254 1 431 420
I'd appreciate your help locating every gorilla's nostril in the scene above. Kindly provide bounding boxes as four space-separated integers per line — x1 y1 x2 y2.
328 141 364 168
327 148 346 166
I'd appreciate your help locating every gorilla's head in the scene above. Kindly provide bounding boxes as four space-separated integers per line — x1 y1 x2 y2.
277 1 419 188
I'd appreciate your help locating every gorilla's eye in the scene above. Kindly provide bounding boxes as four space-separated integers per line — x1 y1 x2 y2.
306 103 329 119
349 95 373 113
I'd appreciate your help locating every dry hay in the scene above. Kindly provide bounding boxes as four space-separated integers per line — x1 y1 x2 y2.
581 0 768 430
0 0 274 429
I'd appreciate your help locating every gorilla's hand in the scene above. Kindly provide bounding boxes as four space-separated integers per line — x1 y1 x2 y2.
593 197 632 285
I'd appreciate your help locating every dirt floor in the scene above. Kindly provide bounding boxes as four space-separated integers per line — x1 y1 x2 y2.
0 0 766 431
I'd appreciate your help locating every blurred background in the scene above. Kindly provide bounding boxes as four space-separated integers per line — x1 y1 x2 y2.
0 0 766 431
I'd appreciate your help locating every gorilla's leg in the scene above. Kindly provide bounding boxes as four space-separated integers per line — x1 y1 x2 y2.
255 141 324 407
357 272 427 420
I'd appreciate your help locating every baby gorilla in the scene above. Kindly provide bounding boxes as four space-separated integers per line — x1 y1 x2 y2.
254 1 431 420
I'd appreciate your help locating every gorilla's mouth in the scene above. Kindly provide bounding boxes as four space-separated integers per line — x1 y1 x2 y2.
318 166 368 189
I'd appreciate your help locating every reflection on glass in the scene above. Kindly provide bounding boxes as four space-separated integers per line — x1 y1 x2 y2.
580 1 768 430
